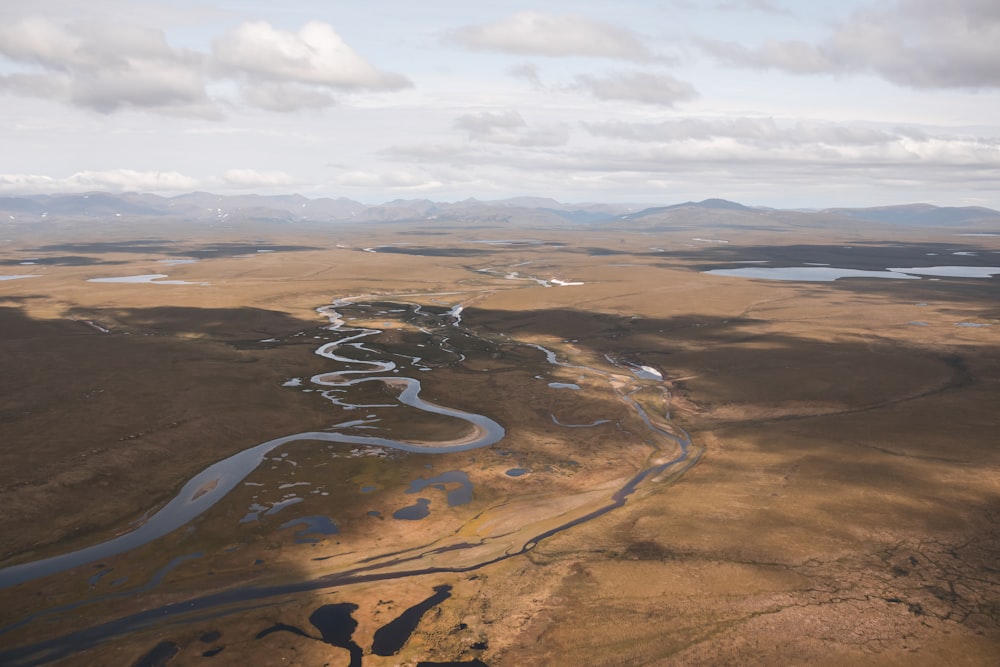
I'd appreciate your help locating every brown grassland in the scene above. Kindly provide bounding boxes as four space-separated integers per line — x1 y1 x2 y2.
0 215 998 665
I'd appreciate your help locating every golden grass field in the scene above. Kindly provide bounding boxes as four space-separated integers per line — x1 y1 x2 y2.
0 217 998 665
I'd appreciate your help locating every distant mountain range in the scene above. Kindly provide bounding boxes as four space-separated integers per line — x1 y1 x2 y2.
619 198 757 219
1 193 998 228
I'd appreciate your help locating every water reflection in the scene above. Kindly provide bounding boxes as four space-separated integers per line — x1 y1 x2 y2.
279 516 339 544
393 498 431 520
705 265 1000 281
0 293 699 665
406 471 473 506
0 301 504 590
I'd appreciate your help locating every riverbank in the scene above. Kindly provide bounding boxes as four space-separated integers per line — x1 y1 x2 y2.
1 219 997 665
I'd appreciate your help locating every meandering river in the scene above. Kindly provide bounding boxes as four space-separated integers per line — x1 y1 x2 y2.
0 300 505 591
0 294 700 665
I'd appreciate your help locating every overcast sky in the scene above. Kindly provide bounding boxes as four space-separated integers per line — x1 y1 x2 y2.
1 0 998 208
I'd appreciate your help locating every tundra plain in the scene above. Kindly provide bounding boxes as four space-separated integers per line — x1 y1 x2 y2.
1 207 998 666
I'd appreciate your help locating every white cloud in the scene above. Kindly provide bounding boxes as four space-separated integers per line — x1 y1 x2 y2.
0 15 82 66
0 17 212 115
702 0 1000 89
508 62 542 86
0 17 412 115
453 110 570 147
448 11 656 61
220 169 295 188
578 118 1000 169
336 169 443 190
212 21 411 98
583 117 900 146
210 21 411 112
573 71 697 106
701 39 836 75
714 0 792 15
0 170 200 194
0 3 996 208
0 168 301 194
454 110 526 134
237 82 337 112
382 115 1000 203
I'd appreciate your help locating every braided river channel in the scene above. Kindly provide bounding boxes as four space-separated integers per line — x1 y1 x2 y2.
0 294 702 665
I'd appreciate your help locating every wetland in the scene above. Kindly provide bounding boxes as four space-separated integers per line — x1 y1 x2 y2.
1 213 998 665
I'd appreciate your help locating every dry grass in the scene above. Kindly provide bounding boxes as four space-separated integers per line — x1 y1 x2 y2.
0 220 998 665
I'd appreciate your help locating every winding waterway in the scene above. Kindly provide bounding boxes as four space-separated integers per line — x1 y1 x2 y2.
0 293 700 666
0 301 504 591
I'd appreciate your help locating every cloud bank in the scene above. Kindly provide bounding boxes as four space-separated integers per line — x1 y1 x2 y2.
0 2 996 207
702 0 1000 89
573 71 697 106
213 21 410 110
0 170 200 193
0 17 210 115
380 112 1000 203
0 17 410 115
0 168 296 194
453 110 569 146
448 12 657 61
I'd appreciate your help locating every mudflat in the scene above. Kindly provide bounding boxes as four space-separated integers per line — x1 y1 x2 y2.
0 217 998 666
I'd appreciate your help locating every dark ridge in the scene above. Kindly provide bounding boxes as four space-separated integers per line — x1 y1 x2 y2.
255 622 311 641
539 207 615 224
3 192 998 226
34 240 169 254
32 241 319 257
824 203 1000 226
130 641 178 667
579 247 631 256
363 246 493 257
38 193 167 217
657 240 998 272
623 198 754 219
0 256 126 267
684 197 754 210
0 197 46 215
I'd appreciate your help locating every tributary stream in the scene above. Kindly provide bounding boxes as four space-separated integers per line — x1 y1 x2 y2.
0 292 701 665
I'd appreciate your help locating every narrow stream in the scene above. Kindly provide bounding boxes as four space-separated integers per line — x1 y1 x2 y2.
0 294 701 666
0 302 504 591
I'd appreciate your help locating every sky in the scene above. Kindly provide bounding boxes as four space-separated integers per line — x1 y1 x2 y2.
0 0 998 209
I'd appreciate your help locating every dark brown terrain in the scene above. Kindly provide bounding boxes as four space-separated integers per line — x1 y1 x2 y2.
0 201 998 665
